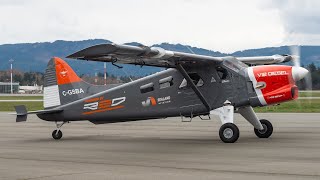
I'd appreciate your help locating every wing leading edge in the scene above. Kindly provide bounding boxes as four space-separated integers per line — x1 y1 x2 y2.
66 43 223 68
66 43 295 67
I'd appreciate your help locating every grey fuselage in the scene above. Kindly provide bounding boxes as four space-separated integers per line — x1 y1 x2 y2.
38 60 261 124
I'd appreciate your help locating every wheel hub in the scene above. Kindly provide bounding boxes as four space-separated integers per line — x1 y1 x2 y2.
223 128 233 139
258 124 268 134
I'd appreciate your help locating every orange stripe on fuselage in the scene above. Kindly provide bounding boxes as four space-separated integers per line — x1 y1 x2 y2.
82 105 124 115
85 97 106 103
84 97 100 103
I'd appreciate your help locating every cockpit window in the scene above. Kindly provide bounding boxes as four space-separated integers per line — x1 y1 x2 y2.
223 58 248 73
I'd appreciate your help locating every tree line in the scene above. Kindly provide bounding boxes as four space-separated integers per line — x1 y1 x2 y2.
0 64 320 89
0 71 44 86
296 63 320 90
0 70 139 86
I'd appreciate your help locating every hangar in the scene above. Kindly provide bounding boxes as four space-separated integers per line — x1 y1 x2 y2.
0 82 19 93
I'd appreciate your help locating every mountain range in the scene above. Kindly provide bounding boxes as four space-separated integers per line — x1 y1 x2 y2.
0 39 319 76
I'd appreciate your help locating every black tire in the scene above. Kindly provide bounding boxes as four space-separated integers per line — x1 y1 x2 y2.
219 123 240 143
52 130 63 140
254 119 273 138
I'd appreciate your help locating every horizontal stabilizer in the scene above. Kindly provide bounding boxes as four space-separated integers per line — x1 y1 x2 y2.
28 109 63 115
13 105 63 122
14 105 27 122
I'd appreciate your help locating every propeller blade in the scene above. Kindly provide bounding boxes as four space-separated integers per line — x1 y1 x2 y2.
289 45 301 67
289 45 313 105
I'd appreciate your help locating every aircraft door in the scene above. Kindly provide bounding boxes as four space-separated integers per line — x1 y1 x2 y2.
220 58 250 106
177 72 204 104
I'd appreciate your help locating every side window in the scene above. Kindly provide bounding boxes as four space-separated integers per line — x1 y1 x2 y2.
179 79 187 89
179 73 204 89
140 83 154 93
159 76 173 89
217 67 228 80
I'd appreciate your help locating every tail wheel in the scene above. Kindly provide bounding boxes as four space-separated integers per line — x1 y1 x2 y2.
254 119 273 138
219 123 240 143
52 130 63 140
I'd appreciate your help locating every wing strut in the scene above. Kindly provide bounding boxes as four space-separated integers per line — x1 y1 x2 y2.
176 63 211 113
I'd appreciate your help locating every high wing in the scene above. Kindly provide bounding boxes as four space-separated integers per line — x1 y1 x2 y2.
66 43 294 67
237 55 293 65
66 43 223 68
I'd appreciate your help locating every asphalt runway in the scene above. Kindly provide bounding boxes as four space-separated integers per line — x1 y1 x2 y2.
0 113 319 180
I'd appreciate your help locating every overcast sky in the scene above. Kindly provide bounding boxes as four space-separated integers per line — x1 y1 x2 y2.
0 0 319 52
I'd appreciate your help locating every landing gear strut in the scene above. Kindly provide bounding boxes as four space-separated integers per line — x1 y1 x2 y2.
211 100 240 143
238 107 273 139
52 121 67 140
212 103 274 143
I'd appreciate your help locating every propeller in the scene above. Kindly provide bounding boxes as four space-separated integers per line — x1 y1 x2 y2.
289 45 313 104
290 45 301 67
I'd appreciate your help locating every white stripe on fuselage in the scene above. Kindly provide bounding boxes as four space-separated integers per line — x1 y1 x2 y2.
247 67 267 106
44 85 61 108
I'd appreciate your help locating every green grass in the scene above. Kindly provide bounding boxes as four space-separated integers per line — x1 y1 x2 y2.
0 96 43 100
0 102 43 111
299 91 320 97
254 99 320 113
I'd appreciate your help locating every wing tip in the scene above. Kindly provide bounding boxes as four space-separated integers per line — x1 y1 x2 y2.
66 43 118 59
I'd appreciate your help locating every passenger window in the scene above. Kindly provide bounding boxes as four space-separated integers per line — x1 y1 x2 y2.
159 76 173 89
140 83 154 93
179 73 204 89
179 79 187 89
197 78 204 86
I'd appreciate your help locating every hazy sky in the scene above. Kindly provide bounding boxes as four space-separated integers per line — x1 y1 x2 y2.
0 0 319 52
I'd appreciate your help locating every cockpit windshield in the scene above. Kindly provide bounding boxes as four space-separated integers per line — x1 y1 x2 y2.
223 58 248 73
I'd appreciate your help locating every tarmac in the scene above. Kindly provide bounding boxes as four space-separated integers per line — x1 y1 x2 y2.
0 112 319 180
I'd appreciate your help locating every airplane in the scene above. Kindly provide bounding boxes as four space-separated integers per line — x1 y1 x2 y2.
14 43 309 143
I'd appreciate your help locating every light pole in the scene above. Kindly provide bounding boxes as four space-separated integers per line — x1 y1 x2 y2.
9 59 14 94
104 62 107 85
94 70 98 85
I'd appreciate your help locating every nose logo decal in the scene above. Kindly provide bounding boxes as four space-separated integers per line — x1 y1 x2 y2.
257 71 288 77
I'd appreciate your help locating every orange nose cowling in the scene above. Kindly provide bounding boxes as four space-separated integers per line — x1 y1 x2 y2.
252 65 298 105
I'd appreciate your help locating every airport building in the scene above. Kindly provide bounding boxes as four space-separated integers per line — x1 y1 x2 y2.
0 82 19 93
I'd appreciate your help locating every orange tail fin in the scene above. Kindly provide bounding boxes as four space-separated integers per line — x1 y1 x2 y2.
54 57 81 85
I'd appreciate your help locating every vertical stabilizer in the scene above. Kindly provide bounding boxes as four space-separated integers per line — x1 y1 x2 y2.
44 57 88 109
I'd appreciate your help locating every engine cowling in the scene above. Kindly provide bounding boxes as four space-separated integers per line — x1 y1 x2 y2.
247 65 308 106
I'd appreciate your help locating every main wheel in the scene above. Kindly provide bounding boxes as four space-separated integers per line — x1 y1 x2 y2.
254 119 273 138
52 130 63 140
219 123 240 143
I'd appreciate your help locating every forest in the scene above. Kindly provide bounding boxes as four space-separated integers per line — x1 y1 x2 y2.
0 63 319 89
